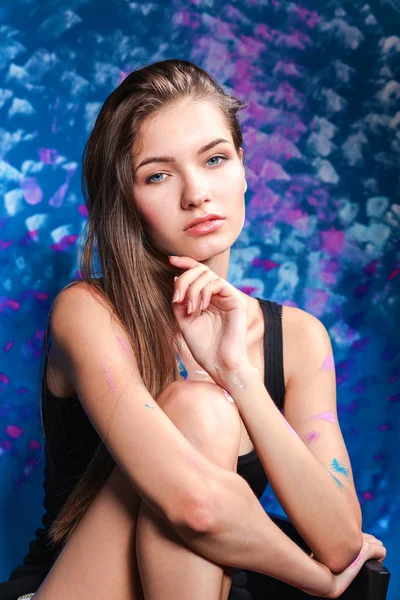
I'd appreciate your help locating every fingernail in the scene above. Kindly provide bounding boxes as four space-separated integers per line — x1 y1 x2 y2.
173 289 180 302
187 300 192 314
174 276 178 282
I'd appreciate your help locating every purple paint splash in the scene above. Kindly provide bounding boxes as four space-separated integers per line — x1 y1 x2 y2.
102 356 116 391
307 410 336 424
116 335 133 359
223 389 235 404
304 430 320 445
283 417 300 439
321 353 335 371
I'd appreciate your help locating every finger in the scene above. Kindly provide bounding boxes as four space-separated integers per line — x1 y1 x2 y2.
369 542 386 561
173 265 209 304
363 533 384 545
200 277 229 311
168 255 200 269
187 271 219 313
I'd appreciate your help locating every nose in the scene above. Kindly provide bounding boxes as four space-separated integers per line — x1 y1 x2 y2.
181 175 210 209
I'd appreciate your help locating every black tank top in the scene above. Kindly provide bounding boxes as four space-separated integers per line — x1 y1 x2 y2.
0 298 285 600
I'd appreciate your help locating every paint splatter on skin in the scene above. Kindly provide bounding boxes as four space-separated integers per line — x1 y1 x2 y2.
350 552 363 567
306 410 336 423
304 430 320 444
330 458 349 476
214 362 248 389
176 353 188 379
145 404 155 409
223 389 235 403
116 335 133 359
327 470 344 488
321 353 335 371
189 369 213 382
188 455 201 468
283 416 300 438
101 356 116 391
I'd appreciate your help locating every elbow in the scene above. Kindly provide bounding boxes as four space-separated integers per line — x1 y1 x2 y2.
171 488 218 534
326 529 363 574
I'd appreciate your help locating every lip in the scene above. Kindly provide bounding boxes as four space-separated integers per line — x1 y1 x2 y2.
185 219 225 236
184 213 224 231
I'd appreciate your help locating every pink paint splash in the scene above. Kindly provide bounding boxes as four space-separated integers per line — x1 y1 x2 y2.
304 430 320 445
102 356 116 391
350 552 363 567
321 354 335 371
116 335 133 359
307 410 336 424
188 455 201 468
223 389 235 404
283 417 300 439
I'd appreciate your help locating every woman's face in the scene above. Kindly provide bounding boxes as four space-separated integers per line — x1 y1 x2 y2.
132 100 246 263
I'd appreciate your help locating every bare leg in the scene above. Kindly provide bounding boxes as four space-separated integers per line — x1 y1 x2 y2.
33 463 145 600
136 381 242 600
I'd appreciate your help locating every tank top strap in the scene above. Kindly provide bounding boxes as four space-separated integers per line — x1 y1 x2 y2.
257 298 285 410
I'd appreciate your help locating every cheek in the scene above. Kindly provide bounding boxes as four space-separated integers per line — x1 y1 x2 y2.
142 211 168 237
218 164 246 197
134 191 167 231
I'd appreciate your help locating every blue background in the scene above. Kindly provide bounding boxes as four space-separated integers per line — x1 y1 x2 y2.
0 0 399 597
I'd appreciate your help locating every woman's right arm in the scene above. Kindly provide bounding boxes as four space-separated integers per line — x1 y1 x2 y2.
51 285 384 598
50 283 214 530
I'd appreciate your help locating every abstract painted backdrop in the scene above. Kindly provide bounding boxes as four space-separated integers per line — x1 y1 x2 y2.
0 0 399 597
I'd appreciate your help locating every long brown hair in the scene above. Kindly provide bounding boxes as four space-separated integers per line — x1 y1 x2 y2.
42 58 248 550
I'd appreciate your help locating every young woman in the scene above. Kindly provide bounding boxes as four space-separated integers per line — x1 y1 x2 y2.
0 59 385 600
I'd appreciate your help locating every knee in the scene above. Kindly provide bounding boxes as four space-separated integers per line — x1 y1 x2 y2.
156 380 241 455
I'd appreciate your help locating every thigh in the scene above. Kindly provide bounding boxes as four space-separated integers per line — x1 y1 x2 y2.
33 463 144 600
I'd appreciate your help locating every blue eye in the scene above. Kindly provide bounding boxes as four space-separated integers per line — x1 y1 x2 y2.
145 155 228 185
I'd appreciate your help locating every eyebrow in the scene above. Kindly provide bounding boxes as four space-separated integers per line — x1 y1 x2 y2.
135 137 232 172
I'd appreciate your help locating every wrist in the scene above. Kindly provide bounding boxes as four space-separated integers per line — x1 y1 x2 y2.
217 361 260 394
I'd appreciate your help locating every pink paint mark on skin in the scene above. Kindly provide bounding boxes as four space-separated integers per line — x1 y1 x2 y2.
101 356 116 391
188 455 201 468
304 430 320 445
283 417 300 439
307 410 336 424
223 389 235 404
116 335 133 358
350 552 363 567
321 354 335 371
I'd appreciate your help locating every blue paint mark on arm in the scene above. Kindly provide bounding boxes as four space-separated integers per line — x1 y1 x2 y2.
330 458 350 477
328 471 344 489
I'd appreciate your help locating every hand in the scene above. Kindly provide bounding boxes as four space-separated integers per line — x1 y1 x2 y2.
319 532 386 599
168 255 250 386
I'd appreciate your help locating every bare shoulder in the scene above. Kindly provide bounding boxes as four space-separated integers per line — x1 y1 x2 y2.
281 305 332 382
51 280 116 335
49 280 137 375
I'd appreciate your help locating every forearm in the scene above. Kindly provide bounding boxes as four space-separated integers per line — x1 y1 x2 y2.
221 364 362 571
175 467 334 597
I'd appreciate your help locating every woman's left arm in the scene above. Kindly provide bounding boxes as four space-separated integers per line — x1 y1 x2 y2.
221 306 363 575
